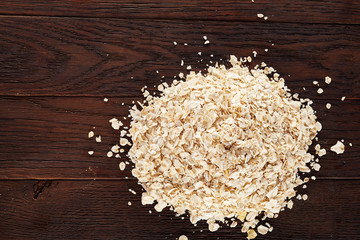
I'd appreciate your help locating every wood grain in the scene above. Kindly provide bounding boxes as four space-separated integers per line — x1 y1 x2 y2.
0 0 359 24
0 97 359 179
0 179 359 240
0 17 359 98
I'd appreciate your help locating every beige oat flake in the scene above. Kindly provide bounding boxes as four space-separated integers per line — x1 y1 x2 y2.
330 141 345 154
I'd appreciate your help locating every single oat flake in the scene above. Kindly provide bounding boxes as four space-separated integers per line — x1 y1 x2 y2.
330 141 345 154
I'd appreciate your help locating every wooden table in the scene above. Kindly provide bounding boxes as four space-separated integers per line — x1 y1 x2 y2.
0 1 359 239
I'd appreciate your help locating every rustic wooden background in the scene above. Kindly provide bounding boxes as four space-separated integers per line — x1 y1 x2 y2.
0 1 359 239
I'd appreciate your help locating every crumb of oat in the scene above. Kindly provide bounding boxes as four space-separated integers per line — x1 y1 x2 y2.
179 235 188 240
325 76 331 84
257 13 264 18
204 40 210 45
88 151 94 155
109 118 123 130
317 88 323 94
326 103 331 109
330 141 345 154
88 131 94 138
95 136 101 142
107 151 113 158
119 162 126 170
341 96 346 101
313 163 321 171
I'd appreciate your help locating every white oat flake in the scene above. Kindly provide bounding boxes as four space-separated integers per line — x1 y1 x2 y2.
330 141 345 154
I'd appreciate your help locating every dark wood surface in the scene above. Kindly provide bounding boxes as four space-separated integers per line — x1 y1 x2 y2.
0 1 359 24
0 17 359 98
0 1 359 239
0 180 359 240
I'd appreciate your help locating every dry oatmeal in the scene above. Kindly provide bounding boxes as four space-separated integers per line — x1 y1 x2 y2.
126 55 321 236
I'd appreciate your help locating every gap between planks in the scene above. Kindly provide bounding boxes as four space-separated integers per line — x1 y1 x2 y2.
0 14 359 26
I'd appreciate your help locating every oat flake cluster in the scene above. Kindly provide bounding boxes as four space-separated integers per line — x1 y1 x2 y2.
127 55 322 238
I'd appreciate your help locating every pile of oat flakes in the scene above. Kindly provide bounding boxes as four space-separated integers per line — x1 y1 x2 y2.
89 54 347 239
121 55 341 239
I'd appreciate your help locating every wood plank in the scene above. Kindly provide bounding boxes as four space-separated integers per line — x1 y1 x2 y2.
0 179 359 239
0 0 359 24
0 97 359 179
0 17 359 98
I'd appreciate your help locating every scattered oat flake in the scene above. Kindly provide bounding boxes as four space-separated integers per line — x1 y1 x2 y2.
341 96 346 101
109 118 123 130
317 88 324 94
318 148 326 157
179 235 188 240
313 163 321 171
203 36 207 40
330 141 345 154
128 201 132 206
264 16 268 20
326 103 331 109
173 41 177 45
257 13 264 18
302 194 308 201
187 65 192 70
95 136 101 142
349 143 353 147
120 130 127 137
204 40 210 45
198 52 202 56
119 162 126 170
181 60 184 66
313 81 319 86
103 98 108 102
88 151 94 155
111 144 120 153
325 76 332 84
107 151 113 158
253 51 257 57
88 131 94 138
129 189 136 195
265 49 268 52
120 138 130 146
